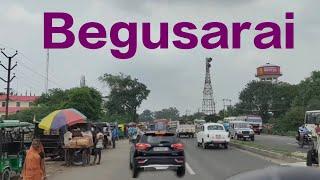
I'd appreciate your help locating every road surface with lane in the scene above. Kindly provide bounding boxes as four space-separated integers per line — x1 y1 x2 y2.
50 138 277 180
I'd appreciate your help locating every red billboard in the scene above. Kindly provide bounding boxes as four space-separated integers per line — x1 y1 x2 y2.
257 66 281 76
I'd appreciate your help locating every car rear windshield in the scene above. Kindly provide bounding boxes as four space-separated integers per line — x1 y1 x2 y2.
141 133 177 144
207 125 224 131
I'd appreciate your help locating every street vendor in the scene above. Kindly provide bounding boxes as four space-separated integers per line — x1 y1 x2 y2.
315 123 320 168
21 139 46 180
64 129 73 147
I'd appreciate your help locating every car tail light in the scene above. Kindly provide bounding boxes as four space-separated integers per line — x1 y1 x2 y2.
171 143 184 151
135 143 151 151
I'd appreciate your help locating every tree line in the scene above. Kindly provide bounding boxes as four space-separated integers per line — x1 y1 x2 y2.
221 71 320 133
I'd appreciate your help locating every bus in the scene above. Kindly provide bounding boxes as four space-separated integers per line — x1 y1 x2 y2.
304 110 320 137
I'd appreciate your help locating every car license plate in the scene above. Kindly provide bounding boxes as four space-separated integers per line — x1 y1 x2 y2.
153 147 169 151
216 135 221 139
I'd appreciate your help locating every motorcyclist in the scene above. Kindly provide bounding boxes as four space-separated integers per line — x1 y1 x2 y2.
128 125 138 143
297 125 309 146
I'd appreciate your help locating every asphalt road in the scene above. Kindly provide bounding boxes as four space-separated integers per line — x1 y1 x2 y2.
254 134 309 153
50 139 276 180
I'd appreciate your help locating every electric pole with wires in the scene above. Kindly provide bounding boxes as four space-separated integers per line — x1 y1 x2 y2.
0 48 18 119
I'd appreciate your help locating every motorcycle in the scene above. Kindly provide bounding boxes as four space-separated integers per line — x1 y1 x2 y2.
296 130 313 148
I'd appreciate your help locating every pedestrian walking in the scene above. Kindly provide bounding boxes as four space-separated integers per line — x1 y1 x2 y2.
21 139 46 180
93 130 104 165
111 127 118 148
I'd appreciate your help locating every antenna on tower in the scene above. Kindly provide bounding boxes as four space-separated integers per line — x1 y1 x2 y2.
202 57 216 115
45 49 49 93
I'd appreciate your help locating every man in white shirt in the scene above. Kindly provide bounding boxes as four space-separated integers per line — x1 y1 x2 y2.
93 130 104 165
64 130 72 147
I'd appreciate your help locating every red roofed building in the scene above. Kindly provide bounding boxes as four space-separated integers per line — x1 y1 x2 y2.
0 95 39 117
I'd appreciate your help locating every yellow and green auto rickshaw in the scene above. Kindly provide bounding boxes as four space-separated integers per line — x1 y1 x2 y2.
0 120 33 180
118 124 125 139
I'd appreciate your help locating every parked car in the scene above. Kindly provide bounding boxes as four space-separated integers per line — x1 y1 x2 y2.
129 131 185 178
196 123 230 149
229 121 255 141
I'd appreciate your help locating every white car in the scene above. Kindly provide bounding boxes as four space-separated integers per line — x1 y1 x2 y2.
196 123 230 149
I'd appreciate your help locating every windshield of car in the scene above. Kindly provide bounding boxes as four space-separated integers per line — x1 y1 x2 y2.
246 117 262 123
306 112 320 124
207 125 224 131
235 123 250 128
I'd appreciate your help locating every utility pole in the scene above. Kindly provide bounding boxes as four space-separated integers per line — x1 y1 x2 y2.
0 48 18 119
222 98 232 117
45 49 49 93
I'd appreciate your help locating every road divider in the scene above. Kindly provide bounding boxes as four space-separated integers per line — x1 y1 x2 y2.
230 140 306 162
185 162 196 175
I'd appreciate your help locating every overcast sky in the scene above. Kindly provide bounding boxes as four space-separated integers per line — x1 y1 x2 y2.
0 0 319 114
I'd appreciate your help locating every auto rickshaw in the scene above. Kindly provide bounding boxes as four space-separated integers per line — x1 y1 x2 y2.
118 124 125 139
0 120 33 180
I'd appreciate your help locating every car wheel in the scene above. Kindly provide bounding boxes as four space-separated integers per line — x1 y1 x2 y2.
307 150 313 166
197 142 201 147
132 165 140 178
202 140 207 149
224 143 228 149
1 168 11 180
176 166 186 177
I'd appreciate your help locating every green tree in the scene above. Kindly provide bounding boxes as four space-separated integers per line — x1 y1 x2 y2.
139 109 154 122
63 87 102 120
237 81 297 122
99 73 150 122
293 71 320 107
154 107 180 120
10 87 103 122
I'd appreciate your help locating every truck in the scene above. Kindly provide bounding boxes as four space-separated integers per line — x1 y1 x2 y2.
303 110 320 166
176 122 196 138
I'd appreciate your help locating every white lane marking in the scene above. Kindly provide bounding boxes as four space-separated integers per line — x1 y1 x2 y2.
185 162 196 175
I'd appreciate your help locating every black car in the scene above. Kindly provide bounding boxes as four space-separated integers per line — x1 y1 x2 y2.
129 131 185 178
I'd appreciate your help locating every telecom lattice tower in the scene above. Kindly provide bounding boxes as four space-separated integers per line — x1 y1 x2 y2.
202 57 216 115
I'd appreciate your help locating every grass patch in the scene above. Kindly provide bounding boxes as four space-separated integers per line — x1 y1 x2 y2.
231 140 302 158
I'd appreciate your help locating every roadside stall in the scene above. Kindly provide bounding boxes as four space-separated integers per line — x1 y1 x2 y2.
0 120 33 180
38 108 93 166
